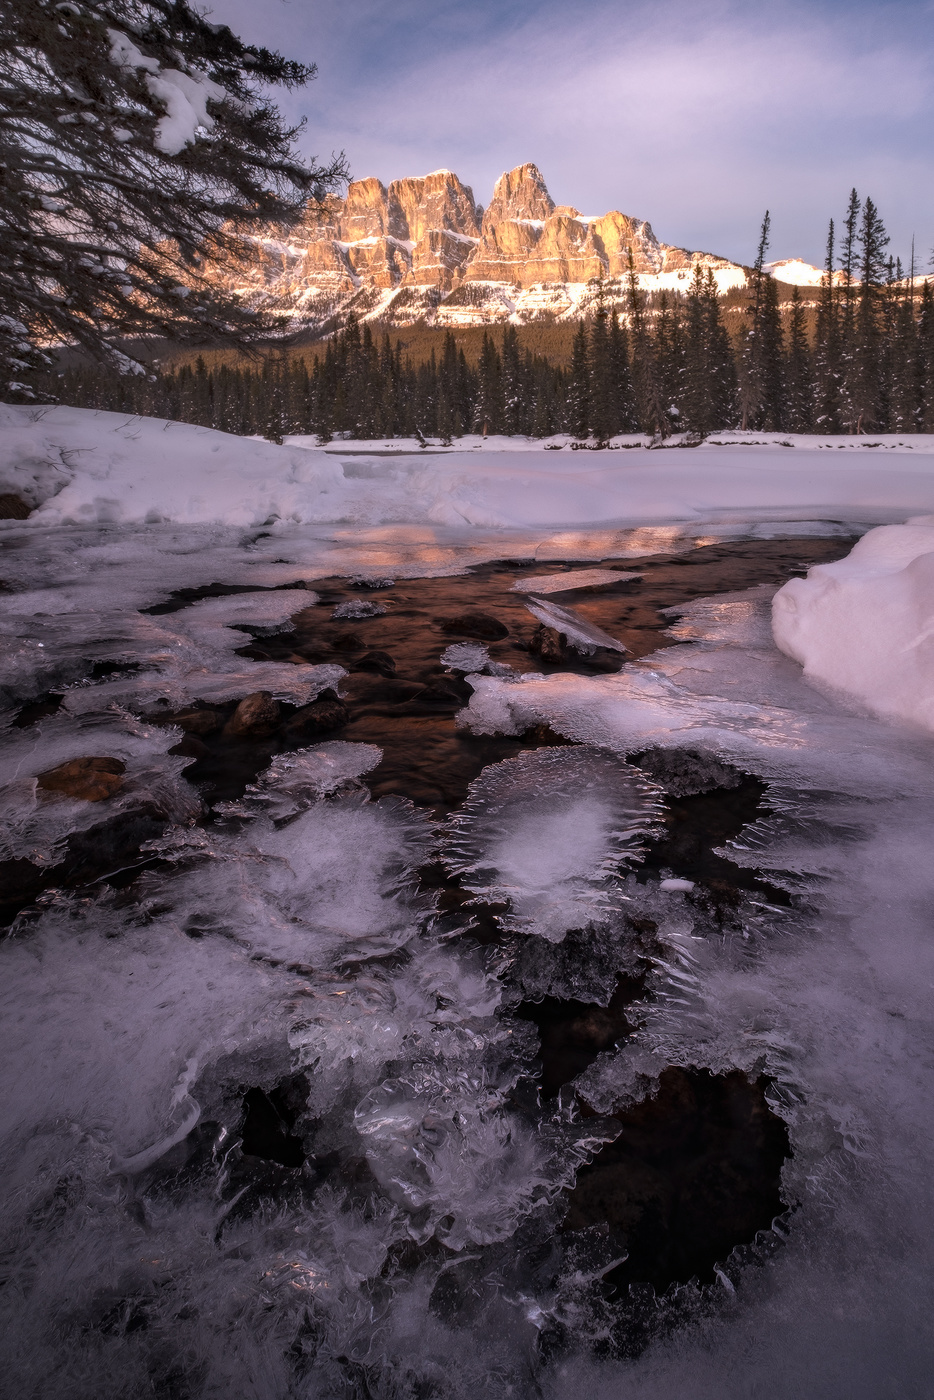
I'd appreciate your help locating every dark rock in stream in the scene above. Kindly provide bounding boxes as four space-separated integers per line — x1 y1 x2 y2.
439 612 510 640
170 707 223 737
528 623 567 660
0 493 30 520
36 756 126 802
282 691 349 739
223 691 281 738
632 747 746 797
352 649 396 677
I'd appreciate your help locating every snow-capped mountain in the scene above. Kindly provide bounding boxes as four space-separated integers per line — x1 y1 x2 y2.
764 257 839 286
218 163 805 329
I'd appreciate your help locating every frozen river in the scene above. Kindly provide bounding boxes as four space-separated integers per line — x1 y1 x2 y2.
1 416 933 1398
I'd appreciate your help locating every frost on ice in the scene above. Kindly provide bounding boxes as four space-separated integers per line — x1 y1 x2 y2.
444 746 663 940
142 788 435 968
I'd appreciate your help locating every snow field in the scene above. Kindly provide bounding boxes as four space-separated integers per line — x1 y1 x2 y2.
6 405 934 534
772 514 934 733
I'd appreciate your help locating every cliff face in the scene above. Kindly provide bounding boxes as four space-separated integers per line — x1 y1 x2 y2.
220 163 747 328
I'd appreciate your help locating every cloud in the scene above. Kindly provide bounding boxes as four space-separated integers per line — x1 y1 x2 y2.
209 0 934 265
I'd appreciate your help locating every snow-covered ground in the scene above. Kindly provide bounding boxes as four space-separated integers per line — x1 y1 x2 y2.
5 405 934 533
1 403 934 1396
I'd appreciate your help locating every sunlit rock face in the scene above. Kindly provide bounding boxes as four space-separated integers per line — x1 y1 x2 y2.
215 162 747 325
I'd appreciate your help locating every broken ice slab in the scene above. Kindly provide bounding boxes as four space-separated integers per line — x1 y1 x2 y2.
523 597 627 654
511 568 641 594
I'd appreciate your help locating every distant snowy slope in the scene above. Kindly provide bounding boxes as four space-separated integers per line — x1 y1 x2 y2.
5 405 934 532
764 258 834 286
773 517 934 734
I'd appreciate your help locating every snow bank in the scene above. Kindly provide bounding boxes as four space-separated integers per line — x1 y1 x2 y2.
6 405 934 533
772 517 934 734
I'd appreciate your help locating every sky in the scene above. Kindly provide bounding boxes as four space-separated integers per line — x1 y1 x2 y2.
205 0 934 268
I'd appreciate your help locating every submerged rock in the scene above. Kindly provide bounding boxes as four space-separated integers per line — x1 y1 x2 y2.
36 756 126 802
283 692 349 738
439 612 509 640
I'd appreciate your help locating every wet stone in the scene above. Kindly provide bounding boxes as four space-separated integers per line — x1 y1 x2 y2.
632 747 746 797
0 493 30 520
330 631 366 652
223 691 281 738
282 692 349 739
529 623 567 660
517 976 644 1097
169 734 211 761
439 612 510 640
149 706 222 736
351 649 396 676
36 756 126 803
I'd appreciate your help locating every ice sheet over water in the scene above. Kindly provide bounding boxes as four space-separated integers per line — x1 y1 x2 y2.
445 747 663 940
141 790 435 968
355 1062 619 1250
0 707 199 864
3 501 934 1395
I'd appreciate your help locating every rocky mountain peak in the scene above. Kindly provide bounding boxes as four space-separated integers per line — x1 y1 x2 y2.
340 177 390 241
387 170 480 244
219 161 750 328
481 163 555 234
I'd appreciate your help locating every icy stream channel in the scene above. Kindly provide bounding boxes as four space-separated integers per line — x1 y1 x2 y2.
0 517 932 1398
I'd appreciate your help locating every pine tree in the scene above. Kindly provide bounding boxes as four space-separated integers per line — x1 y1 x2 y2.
0 0 346 394
501 325 525 435
887 280 920 433
844 196 890 431
607 309 635 432
475 332 502 435
626 248 667 437
785 286 813 432
814 220 842 431
567 321 590 439
918 282 934 431
588 287 616 442
739 212 784 429
703 269 738 429
653 292 684 432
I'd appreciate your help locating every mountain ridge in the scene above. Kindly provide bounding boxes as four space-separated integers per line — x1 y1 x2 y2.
219 162 822 330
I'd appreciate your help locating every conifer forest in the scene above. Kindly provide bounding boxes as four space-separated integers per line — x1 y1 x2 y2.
35 200 934 442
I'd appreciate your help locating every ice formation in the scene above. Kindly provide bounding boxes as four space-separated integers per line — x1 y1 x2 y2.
332 598 387 619
524 596 627 653
512 567 641 593
444 747 663 939
142 790 435 968
441 641 491 671
0 708 199 865
772 516 934 733
2 409 934 1395
216 741 383 817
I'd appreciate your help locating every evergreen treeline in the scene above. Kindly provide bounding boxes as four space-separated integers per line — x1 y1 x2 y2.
35 192 934 440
